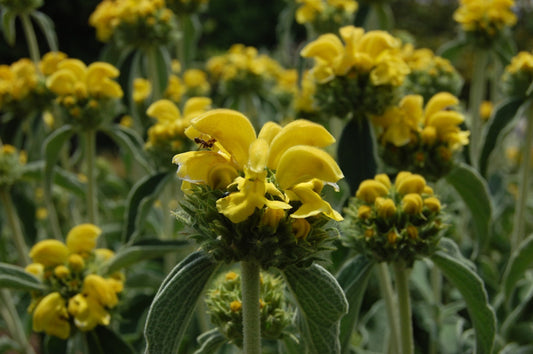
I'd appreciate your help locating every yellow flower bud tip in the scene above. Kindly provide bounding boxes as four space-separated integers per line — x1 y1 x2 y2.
54 265 70 279
356 180 390 203
29 240 69 267
364 228 374 239
374 174 391 189
25 263 44 278
387 230 398 244
395 173 426 195
260 207 286 229
230 300 242 312
357 205 372 219
292 218 311 240
424 197 441 212
406 225 418 239
225 271 238 281
423 185 434 195
68 254 85 272
259 299 265 308
375 197 397 219
32 292 70 340
401 193 424 215
94 248 115 262
66 224 102 254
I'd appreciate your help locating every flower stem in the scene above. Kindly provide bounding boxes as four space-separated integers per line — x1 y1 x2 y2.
241 260 261 354
511 101 533 250
468 49 490 167
377 262 400 353
20 12 40 67
429 265 442 354
0 289 35 354
85 129 98 225
146 46 162 100
0 188 30 265
394 262 414 354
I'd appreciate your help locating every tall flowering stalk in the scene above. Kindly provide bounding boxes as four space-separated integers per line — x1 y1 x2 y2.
145 109 346 353
342 172 444 354
452 0 517 165
501 50 533 250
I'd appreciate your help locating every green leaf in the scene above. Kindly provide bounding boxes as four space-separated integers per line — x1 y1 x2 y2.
1 9 16 46
478 97 525 177
437 37 468 62
30 11 58 51
445 163 492 256
102 125 151 173
144 251 219 354
336 255 375 354
86 326 135 354
101 239 190 275
43 125 75 199
22 161 85 197
193 328 227 354
122 171 171 244
337 118 377 195
0 262 44 291
431 239 496 354
99 42 134 69
283 264 348 354
502 234 533 302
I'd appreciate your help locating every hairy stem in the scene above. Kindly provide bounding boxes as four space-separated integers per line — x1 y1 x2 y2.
394 262 414 354
241 260 261 354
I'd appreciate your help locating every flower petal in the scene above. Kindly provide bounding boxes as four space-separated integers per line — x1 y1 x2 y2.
173 150 238 189
147 99 181 122
189 109 256 168
66 223 102 254
424 92 459 118
288 181 343 220
268 120 336 169
276 146 343 189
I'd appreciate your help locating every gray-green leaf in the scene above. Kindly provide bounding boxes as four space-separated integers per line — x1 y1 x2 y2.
0 262 44 291
431 239 496 354
283 264 348 354
502 233 533 302
144 251 219 354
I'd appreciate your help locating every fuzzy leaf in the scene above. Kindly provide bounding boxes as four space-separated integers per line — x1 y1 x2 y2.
445 163 492 256
503 234 533 302
193 329 226 354
43 124 75 200
0 262 44 291
30 11 58 51
431 239 496 354
337 118 377 195
283 264 348 354
1 9 16 46
122 171 171 244
22 161 85 197
102 125 151 173
337 255 375 354
478 97 524 177
101 239 190 275
144 251 219 354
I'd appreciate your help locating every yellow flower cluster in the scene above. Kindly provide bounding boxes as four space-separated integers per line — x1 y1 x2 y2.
343 172 443 265
295 0 358 34
89 0 176 46
42 53 123 127
301 26 410 118
164 67 211 103
372 92 469 179
0 58 48 114
206 44 286 95
0 144 27 187
502 51 533 97
173 109 343 268
401 44 463 100
145 97 211 164
453 0 517 41
25 224 124 339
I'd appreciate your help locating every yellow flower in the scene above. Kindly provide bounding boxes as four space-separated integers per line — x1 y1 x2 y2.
355 180 389 204
394 171 426 195
82 274 121 308
424 92 469 150
173 109 343 223
68 293 110 331
225 271 238 281
424 197 441 212
230 300 242 312
25 263 44 278
66 224 102 255
292 218 311 240
454 0 517 37
401 193 424 214
373 95 423 146
29 240 69 267
68 254 85 272
40 51 68 76
32 292 71 340
375 197 396 219
133 78 152 102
